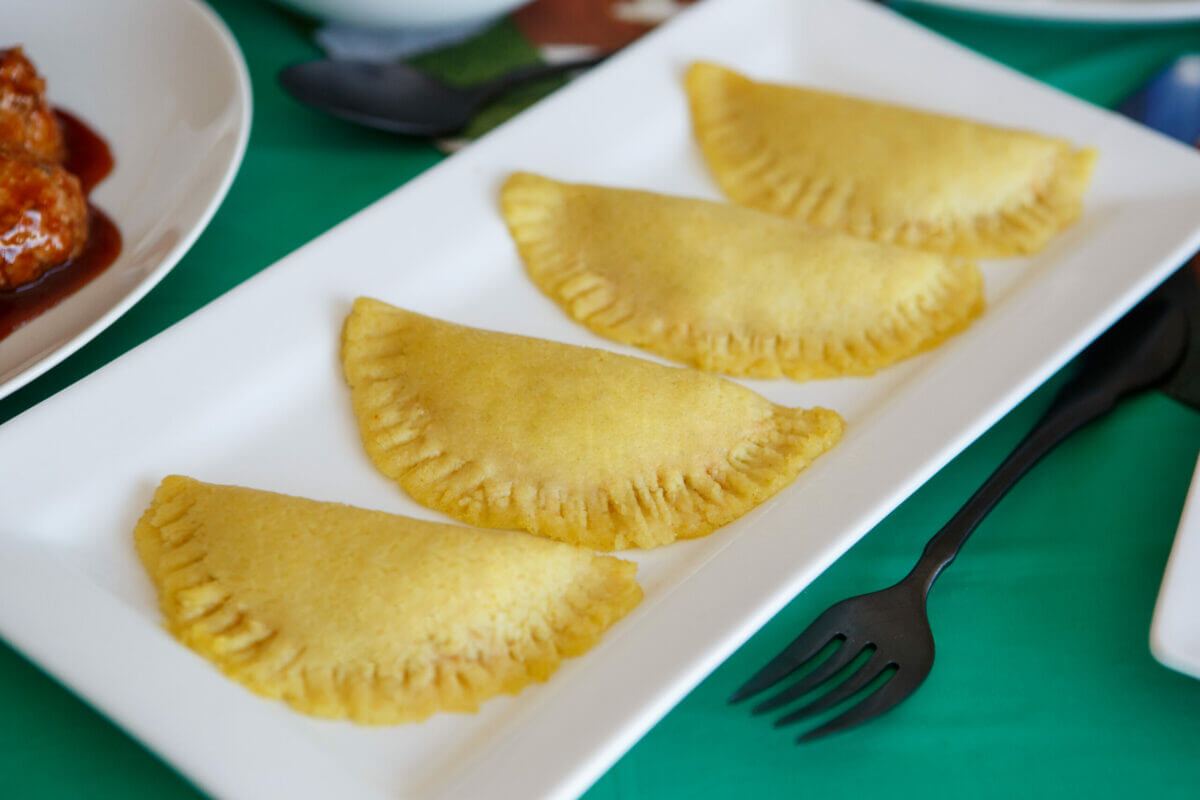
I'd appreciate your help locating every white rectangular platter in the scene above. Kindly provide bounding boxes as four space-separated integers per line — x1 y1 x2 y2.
4 1 1200 798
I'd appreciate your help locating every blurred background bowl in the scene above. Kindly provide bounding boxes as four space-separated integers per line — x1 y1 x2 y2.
267 0 531 28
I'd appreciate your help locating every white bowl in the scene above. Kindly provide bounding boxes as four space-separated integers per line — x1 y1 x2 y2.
269 0 531 28
1 0 251 400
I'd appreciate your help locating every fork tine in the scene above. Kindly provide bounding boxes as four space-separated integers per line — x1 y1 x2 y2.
772 650 890 727
796 666 929 743
729 613 839 704
752 638 862 715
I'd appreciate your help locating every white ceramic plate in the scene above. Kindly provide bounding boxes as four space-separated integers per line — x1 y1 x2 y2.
3 1 1200 798
906 0 1200 22
0 0 251 400
1151 452 1200 681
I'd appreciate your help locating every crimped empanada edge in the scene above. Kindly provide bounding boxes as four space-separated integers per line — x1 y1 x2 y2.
341 298 845 549
684 62 1096 258
501 172 985 380
134 475 643 724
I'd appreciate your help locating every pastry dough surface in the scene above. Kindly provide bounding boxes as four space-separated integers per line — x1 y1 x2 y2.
502 172 984 379
686 62 1095 257
135 476 642 723
341 298 844 549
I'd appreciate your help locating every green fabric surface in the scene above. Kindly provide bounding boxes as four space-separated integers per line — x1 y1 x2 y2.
2 2 1199 798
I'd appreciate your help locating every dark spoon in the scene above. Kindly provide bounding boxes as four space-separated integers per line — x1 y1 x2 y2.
279 56 606 137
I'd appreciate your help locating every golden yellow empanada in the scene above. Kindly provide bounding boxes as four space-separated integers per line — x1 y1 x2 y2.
341 298 843 549
502 172 984 380
686 62 1095 257
135 476 642 724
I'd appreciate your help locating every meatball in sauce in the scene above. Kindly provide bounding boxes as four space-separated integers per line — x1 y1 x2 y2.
0 151 87 290
0 47 63 163
0 46 118 340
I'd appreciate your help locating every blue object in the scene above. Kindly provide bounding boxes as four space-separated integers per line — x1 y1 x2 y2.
1118 54 1200 145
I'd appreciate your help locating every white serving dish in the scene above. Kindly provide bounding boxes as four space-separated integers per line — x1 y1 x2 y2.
0 0 251 400
2 0 1200 798
1151 452 1200 681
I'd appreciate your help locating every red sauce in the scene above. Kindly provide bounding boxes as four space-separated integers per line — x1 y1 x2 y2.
57 109 114 195
0 206 119 338
0 109 120 340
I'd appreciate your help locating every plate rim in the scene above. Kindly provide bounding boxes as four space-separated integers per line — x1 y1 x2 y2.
905 0 1200 23
0 0 253 401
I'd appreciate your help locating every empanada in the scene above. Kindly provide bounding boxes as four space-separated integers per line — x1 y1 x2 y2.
134 476 642 724
341 298 843 549
685 62 1095 257
502 172 984 379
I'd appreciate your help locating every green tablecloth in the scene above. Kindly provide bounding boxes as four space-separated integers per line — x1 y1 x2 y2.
2 2 1200 797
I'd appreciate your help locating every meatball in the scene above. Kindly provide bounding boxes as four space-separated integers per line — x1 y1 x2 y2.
0 150 87 290
0 47 63 162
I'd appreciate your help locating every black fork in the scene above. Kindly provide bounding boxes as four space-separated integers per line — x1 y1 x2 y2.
730 272 1190 742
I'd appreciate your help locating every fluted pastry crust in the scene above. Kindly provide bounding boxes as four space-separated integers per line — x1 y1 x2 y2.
686 63 1095 258
135 476 642 724
502 172 984 380
341 299 844 549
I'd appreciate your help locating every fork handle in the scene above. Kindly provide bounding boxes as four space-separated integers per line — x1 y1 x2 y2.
905 295 1187 596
